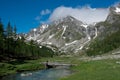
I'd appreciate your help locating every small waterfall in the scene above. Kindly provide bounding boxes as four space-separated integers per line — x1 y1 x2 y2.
93 27 98 39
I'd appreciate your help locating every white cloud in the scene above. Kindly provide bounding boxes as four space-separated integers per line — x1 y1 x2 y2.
35 9 51 22
40 9 51 15
49 6 110 24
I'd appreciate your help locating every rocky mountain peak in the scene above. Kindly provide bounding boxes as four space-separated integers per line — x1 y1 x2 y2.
25 15 96 54
62 16 78 22
109 3 120 14
22 4 120 55
52 16 83 26
106 4 120 24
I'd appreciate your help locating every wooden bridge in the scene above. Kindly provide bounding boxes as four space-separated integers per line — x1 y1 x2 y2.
41 62 76 69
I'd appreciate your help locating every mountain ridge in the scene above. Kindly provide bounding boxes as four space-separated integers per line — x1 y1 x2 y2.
25 4 120 55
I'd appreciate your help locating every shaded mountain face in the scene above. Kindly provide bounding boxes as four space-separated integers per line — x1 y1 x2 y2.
86 4 120 56
107 4 120 24
95 4 120 39
25 16 96 54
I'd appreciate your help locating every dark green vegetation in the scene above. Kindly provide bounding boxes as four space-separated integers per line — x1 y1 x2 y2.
61 59 120 80
0 20 54 61
86 29 120 56
0 19 54 76
0 59 44 77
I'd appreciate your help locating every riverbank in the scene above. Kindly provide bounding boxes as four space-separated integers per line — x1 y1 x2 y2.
0 59 45 77
0 56 73 77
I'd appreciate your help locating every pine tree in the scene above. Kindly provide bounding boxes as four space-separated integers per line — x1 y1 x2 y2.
5 22 13 55
30 40 34 57
0 18 4 38
6 21 13 38
13 25 17 38
0 18 4 54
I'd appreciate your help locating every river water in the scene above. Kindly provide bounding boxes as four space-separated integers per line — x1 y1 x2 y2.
1 66 72 80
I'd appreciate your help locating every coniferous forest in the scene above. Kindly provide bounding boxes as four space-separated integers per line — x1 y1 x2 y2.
0 19 54 62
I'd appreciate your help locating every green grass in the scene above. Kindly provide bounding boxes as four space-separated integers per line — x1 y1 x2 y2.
0 63 16 76
0 59 45 77
60 59 120 80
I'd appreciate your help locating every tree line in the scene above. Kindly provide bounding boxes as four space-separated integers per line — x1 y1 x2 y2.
0 19 54 61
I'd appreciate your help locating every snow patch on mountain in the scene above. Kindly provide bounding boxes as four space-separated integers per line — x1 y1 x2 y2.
27 36 33 41
63 36 66 39
48 34 55 39
74 24 91 52
93 27 98 39
82 24 91 40
33 28 37 32
46 42 52 45
81 24 88 28
61 25 67 37
37 39 43 43
75 38 91 52
65 40 78 46
81 24 91 40
40 24 48 33
115 7 120 13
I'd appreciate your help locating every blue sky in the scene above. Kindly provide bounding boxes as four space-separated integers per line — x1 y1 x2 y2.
0 0 120 33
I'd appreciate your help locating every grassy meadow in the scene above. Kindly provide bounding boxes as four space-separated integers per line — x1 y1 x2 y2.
60 58 120 80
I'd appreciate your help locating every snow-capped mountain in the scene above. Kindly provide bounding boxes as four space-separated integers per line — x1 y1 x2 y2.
26 24 48 41
25 16 97 54
25 4 120 54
